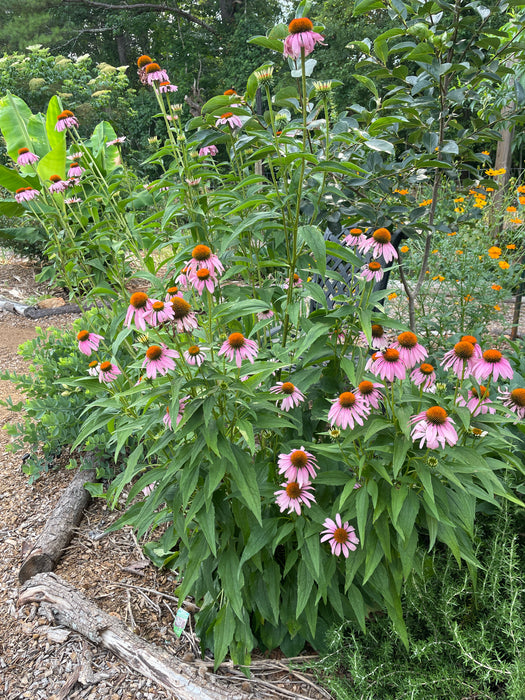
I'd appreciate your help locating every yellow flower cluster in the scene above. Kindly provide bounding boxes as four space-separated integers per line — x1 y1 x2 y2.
419 198 432 207
393 188 409 195
485 168 506 176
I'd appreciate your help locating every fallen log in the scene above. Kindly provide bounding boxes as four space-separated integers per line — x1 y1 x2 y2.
19 572 250 700
19 466 97 584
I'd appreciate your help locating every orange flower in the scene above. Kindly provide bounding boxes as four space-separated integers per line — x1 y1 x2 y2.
510 218 523 224
447 231 457 236
464 294 473 302
506 243 516 250
486 187 494 192
519 196 525 205
400 245 409 253
491 284 502 291
499 261 510 270
456 250 463 255
388 292 397 300
507 206 517 213
494 304 501 311
517 186 525 194
488 246 501 259
481 150 490 155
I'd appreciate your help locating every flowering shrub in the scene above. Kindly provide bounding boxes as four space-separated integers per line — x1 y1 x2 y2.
1 0 525 667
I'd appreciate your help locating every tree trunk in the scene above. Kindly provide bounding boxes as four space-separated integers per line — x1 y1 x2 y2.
19 573 249 700
19 466 97 584
116 33 128 65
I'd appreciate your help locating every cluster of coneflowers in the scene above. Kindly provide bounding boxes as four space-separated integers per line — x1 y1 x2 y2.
343 226 399 283
14 109 124 204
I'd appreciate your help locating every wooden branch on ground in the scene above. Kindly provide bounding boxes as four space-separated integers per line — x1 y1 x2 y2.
19 573 250 700
19 466 97 584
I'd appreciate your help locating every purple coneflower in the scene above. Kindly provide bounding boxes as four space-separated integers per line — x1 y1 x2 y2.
88 360 99 377
158 81 178 93
409 406 458 450
48 175 68 193
343 227 363 247
284 273 302 289
77 330 103 356
67 162 84 178
65 197 82 205
218 332 258 367
199 145 218 157
190 268 217 295
392 331 428 369
441 341 477 379
176 267 189 290
360 261 384 283
145 62 169 85
215 112 243 129
270 381 305 411
283 17 325 60
472 349 513 382
456 385 495 416
163 407 172 430
98 361 121 384
257 309 274 321
142 344 179 379
171 296 199 333
17 147 39 166
358 227 398 263
107 136 126 146
145 299 174 326
165 285 182 301
55 110 79 132
369 348 406 382
274 479 316 515
277 447 318 484
320 514 359 558
359 323 389 349
184 345 207 366
15 187 39 203
354 380 384 408
187 244 224 277
328 391 370 430
410 363 436 392
460 335 482 358
499 387 525 419
125 292 153 331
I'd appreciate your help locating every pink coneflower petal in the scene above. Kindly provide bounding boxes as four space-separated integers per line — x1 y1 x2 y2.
77 330 103 356
359 261 384 283
17 148 39 166
144 299 174 326
98 361 121 384
320 513 359 558
189 267 217 295
277 447 318 485
498 387 525 419
392 332 428 369
328 391 370 429
369 348 406 382
55 110 79 131
215 112 243 128
283 18 325 59
358 228 398 263
410 363 436 392
15 187 39 203
186 244 224 277
270 381 305 411
441 341 477 379
354 380 384 408
218 332 258 367
274 479 316 515
142 344 179 379
170 296 199 333
124 292 153 331
199 145 218 157
409 406 458 450
456 385 495 416
184 345 207 366
472 349 513 382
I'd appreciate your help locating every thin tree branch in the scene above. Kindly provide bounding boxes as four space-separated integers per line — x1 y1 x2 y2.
61 0 219 35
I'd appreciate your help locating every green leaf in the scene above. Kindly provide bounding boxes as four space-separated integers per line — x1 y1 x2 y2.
298 225 326 276
374 37 389 64
392 436 410 478
364 138 394 155
0 164 34 193
212 604 236 669
247 36 284 53
355 486 369 545
391 485 408 526
353 0 385 16
218 547 244 620
227 450 262 524
347 584 366 632
0 92 33 162
296 559 314 618
352 74 378 98
38 96 66 182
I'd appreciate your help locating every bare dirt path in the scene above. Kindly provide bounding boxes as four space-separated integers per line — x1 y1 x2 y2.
0 258 329 700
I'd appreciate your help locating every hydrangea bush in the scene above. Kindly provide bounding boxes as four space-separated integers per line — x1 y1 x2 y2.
1 0 525 667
